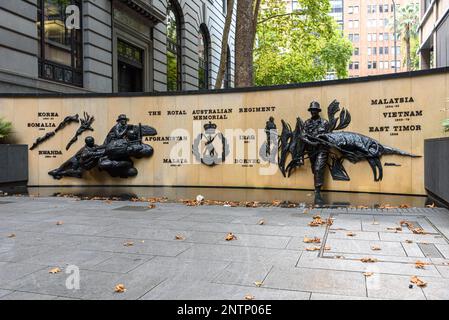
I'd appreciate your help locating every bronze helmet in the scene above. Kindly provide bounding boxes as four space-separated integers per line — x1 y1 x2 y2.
308 101 322 112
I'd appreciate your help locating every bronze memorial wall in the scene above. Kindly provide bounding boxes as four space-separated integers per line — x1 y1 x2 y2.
0 70 448 195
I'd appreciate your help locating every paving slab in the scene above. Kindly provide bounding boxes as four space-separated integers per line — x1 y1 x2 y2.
263 266 367 297
1 196 449 300
177 244 301 267
213 261 273 287
0 291 59 300
3 268 166 300
366 273 427 300
139 280 311 300
0 262 46 287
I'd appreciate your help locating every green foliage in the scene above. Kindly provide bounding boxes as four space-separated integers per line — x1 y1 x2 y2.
443 119 449 132
393 2 420 70
254 0 353 86
0 118 12 140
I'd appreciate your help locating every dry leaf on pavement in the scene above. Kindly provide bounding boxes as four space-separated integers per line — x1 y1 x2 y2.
49 267 61 274
412 228 426 234
303 237 321 244
324 246 331 251
306 246 321 251
244 295 255 300
363 272 374 277
254 281 263 287
361 257 378 263
148 204 156 209
346 232 356 237
410 276 427 287
114 284 127 293
225 233 237 241
405 240 413 244
7 233 16 238
371 245 381 251
123 241 134 247
56 221 63 226
175 235 185 241
426 203 435 208
309 216 326 227
258 219 265 225
415 261 428 269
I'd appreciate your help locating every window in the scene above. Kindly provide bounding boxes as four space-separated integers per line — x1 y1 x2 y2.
349 33 359 42
198 24 210 90
37 0 83 86
348 20 359 28
348 6 354 14
354 6 359 14
391 60 400 69
349 61 359 70
167 0 182 91
391 46 401 55
368 61 377 69
368 33 377 42
367 5 376 14
353 47 359 56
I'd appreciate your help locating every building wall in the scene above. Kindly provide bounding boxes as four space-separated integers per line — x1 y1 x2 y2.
344 0 406 78
419 0 449 69
0 0 235 94
2 69 449 195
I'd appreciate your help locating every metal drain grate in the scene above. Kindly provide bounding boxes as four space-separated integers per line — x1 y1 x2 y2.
113 206 153 212
418 243 444 258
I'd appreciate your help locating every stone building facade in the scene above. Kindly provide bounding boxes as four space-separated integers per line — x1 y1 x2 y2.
419 0 449 69
0 0 236 93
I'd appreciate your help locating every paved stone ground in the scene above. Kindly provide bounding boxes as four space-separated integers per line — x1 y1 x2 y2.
1 196 449 300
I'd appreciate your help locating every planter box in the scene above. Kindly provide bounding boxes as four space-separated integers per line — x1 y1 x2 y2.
425 138 449 208
0 144 28 186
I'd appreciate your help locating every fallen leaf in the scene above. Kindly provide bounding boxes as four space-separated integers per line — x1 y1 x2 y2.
175 235 185 241
357 205 369 209
324 246 331 251
303 237 321 244
56 221 63 226
363 272 374 277
244 295 255 300
371 245 382 251
412 228 426 234
258 219 265 225
114 284 127 293
335 255 344 259
254 281 263 287
346 232 356 237
415 261 429 269
123 241 134 247
372 221 379 225
148 204 156 209
225 233 237 241
426 203 436 208
400 220 414 229
361 257 378 263
410 276 427 287
49 267 61 274
7 233 16 238
399 204 410 209
306 246 321 251
405 240 413 244
326 218 334 226
308 216 326 227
